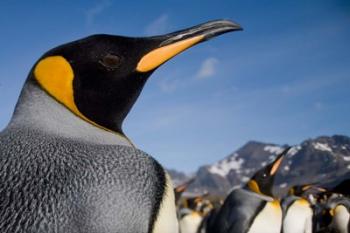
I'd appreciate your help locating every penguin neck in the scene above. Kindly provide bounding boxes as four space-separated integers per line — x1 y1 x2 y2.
239 188 274 202
8 81 134 147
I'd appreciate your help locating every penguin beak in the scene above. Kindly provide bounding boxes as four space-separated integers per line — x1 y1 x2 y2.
309 186 327 193
175 178 195 193
136 19 242 72
247 147 291 196
269 147 291 175
302 185 313 192
316 187 327 192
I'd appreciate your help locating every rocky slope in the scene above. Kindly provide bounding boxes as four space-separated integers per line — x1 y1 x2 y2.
169 135 350 196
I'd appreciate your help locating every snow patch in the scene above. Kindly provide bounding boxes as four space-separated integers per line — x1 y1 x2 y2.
288 145 301 156
343 156 350 162
284 165 290 171
313 142 332 152
347 164 350 170
264 145 283 154
209 156 244 177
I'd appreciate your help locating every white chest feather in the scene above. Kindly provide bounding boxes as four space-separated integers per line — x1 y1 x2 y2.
152 174 179 233
331 205 350 233
283 200 313 233
248 201 282 233
179 213 202 233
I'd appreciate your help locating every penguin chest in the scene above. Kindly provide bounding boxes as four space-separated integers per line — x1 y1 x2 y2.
179 213 203 233
331 205 350 233
247 201 282 233
151 174 179 233
283 201 313 233
0 133 177 233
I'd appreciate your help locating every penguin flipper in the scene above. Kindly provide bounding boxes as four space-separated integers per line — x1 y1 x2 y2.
197 207 219 233
207 189 265 233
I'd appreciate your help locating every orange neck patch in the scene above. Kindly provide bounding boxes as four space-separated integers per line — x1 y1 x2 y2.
297 198 310 207
34 56 133 145
248 180 262 194
34 56 81 115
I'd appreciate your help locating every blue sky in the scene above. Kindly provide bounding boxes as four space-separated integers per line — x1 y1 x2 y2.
0 1 349 172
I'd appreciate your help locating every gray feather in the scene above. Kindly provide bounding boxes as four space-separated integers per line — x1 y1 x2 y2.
0 126 165 233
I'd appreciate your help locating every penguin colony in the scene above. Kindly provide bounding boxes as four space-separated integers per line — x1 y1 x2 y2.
0 19 348 233
177 152 350 233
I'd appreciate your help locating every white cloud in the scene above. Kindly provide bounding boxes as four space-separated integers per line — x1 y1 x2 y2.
85 0 112 28
145 14 170 36
157 78 179 93
196 57 219 79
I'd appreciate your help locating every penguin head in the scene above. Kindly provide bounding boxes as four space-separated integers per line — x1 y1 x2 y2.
29 20 242 136
288 184 326 197
182 194 213 217
288 184 313 196
327 196 350 219
246 147 291 197
174 178 196 204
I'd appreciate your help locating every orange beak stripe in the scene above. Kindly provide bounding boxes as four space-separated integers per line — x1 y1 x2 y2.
136 35 204 72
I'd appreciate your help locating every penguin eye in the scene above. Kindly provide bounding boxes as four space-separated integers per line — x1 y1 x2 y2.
99 54 122 70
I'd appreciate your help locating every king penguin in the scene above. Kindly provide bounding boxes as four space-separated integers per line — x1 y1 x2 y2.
327 196 350 233
205 147 291 233
282 184 327 233
179 210 203 233
282 189 313 233
179 194 213 233
0 20 242 233
174 178 195 205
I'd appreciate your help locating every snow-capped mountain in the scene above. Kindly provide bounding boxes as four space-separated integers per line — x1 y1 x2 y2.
184 135 350 195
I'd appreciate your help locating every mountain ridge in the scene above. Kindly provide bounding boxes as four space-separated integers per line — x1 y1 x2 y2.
168 135 350 195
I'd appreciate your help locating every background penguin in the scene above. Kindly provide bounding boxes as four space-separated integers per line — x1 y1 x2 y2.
290 184 327 205
282 190 313 233
326 196 350 233
178 193 213 233
315 192 343 233
0 20 242 233
174 178 196 205
204 147 291 233
197 206 221 233
282 184 327 233
179 210 203 233
175 179 203 233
